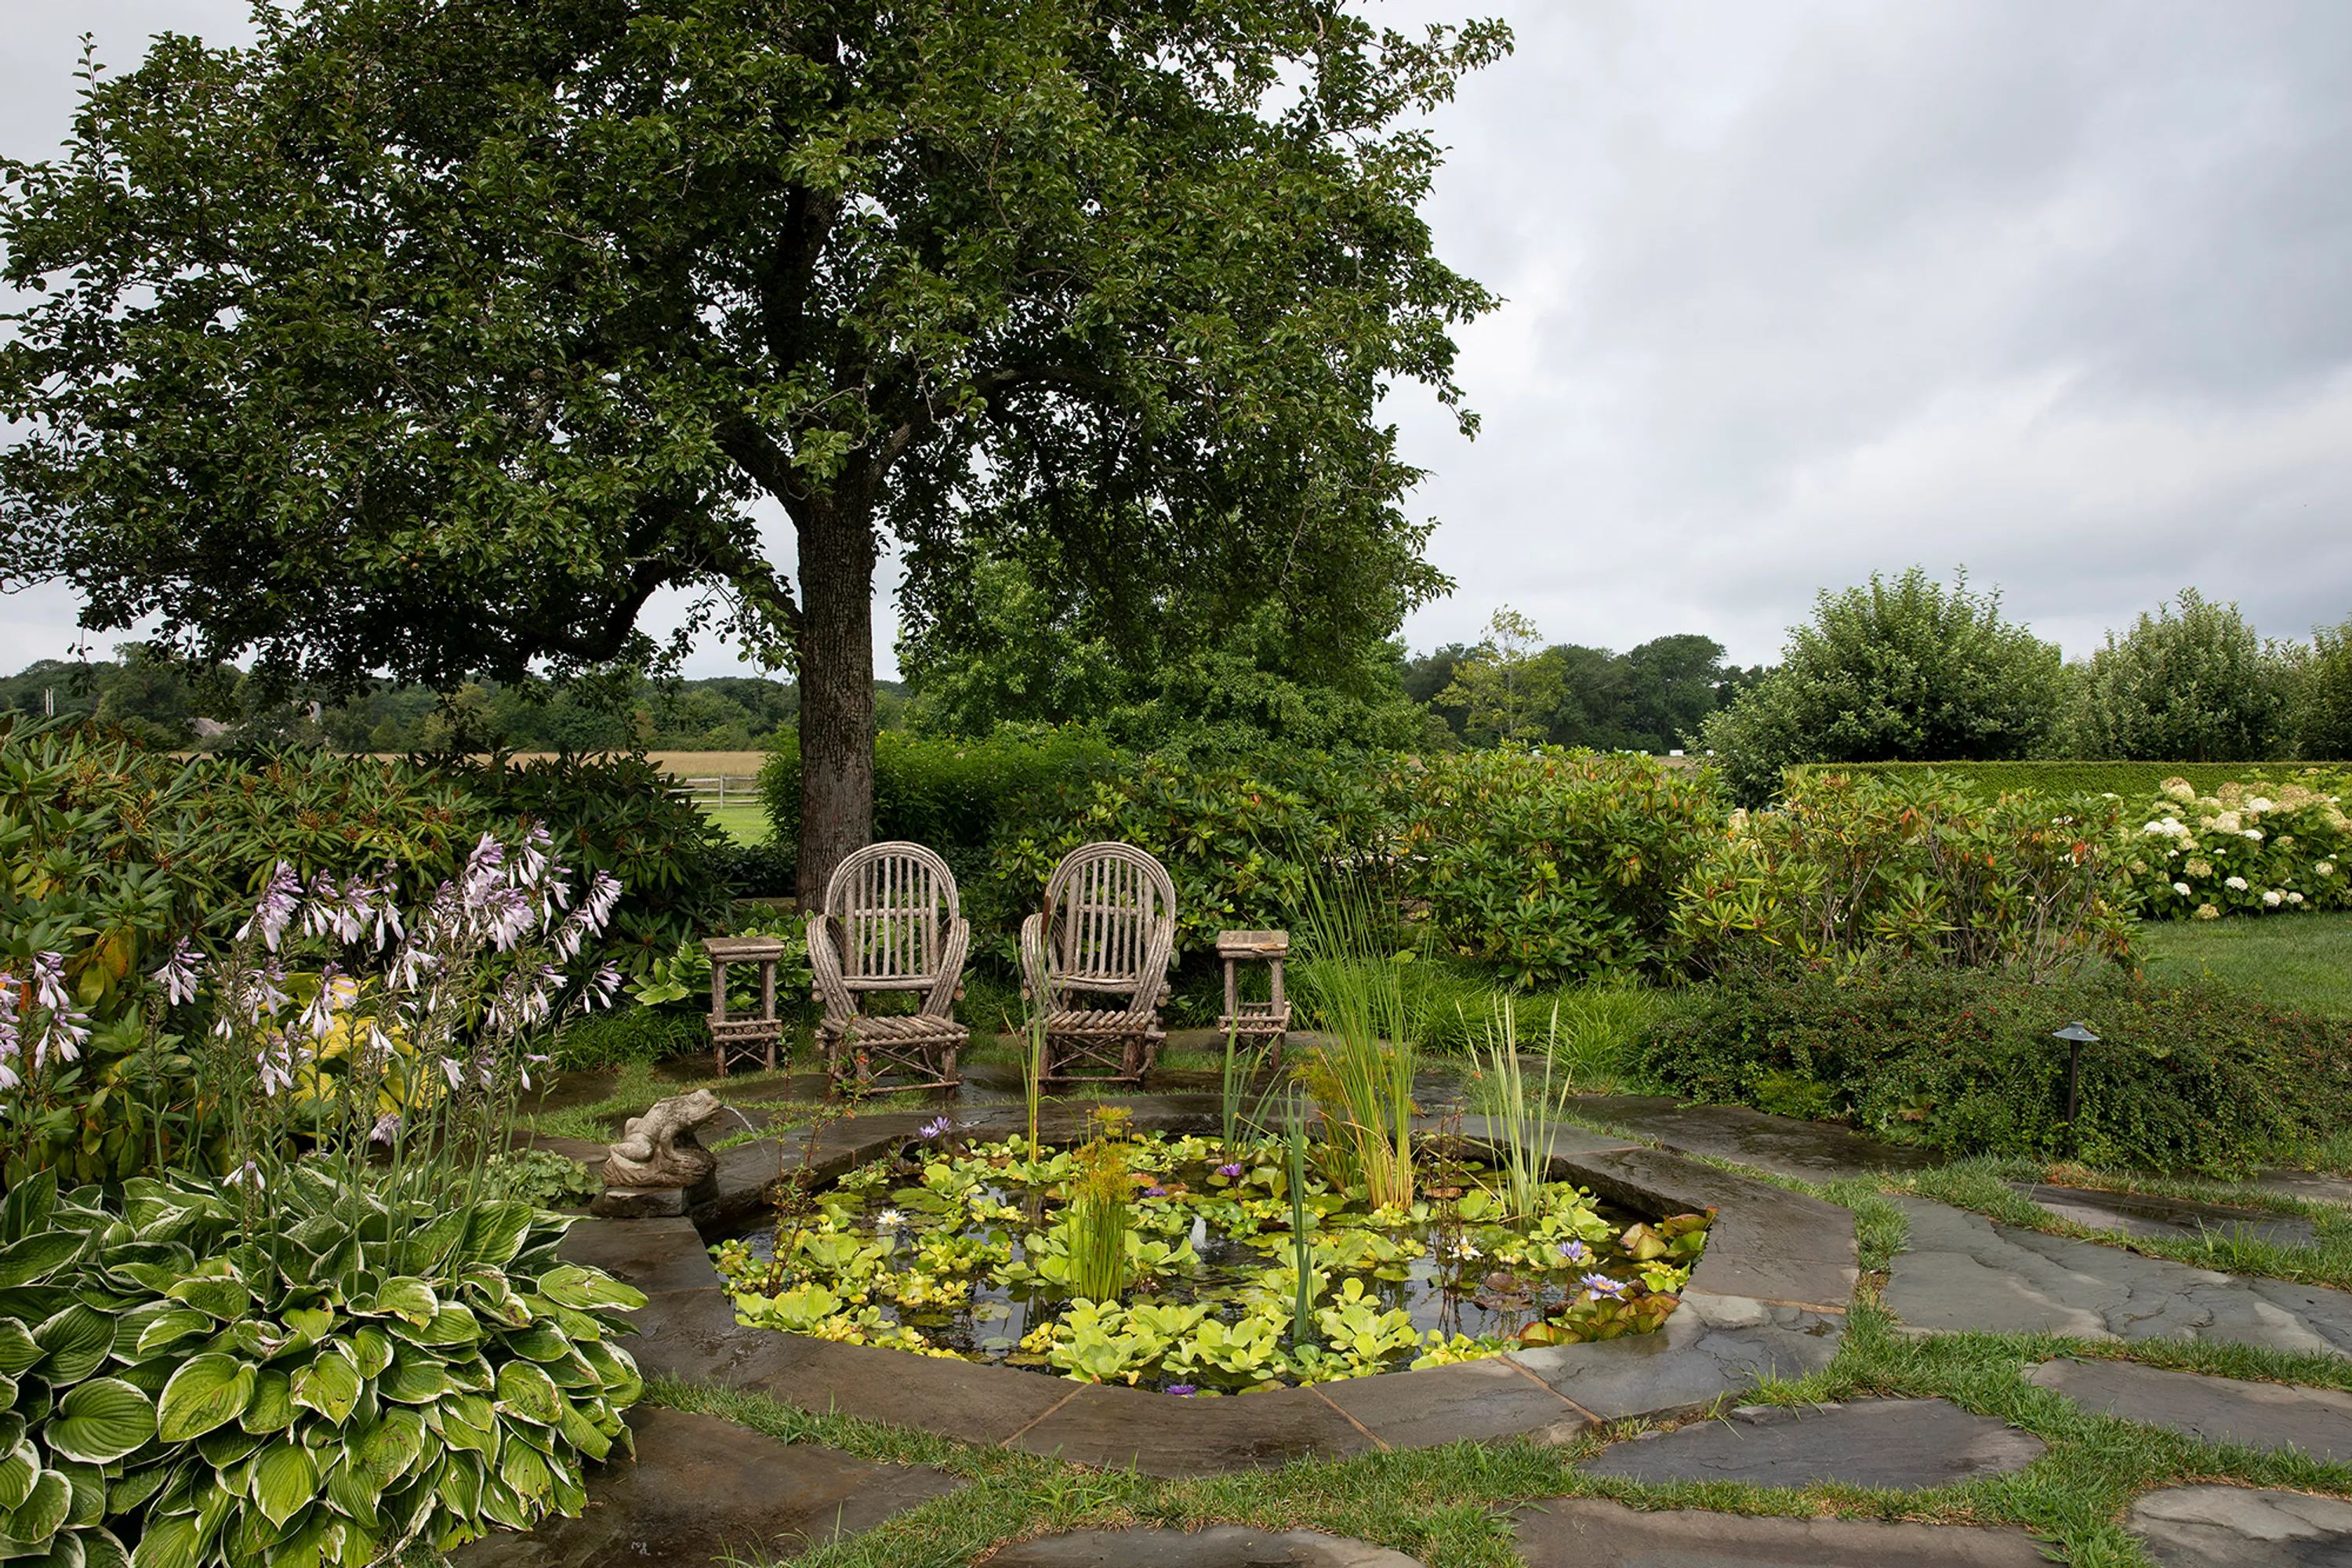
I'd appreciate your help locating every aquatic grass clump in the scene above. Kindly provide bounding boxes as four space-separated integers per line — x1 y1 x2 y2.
1472 1000 1577 1221
1067 1111 1133 1303
1291 876 1419 1212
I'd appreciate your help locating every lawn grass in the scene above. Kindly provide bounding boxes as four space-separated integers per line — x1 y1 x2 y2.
701 800 772 844
2136 909 2352 1017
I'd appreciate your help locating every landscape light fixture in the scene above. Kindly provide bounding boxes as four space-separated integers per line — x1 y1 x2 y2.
2053 1022 2100 1129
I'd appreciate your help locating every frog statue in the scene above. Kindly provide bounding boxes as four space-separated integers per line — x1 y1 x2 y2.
598 1088 724 1192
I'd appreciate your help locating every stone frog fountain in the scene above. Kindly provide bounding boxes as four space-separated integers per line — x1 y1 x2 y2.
593 1088 726 1218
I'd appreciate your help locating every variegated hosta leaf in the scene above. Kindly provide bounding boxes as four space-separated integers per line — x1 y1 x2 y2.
155 1356 254 1445
43 1380 154 1465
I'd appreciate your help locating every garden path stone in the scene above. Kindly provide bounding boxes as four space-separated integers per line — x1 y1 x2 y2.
1004 1382 1379 1475
1886 1199 2352 1352
1561 1095 1943 1181
1577 1397 2044 1489
2028 1359 2352 1462
988 1526 1422 1567
2012 1184 2317 1249
2128 1486 2352 1566
1512 1498 2051 1566
2256 1171 2352 1209
745 1332 1087 1447
448 1405 960 1568
1313 1355 1588 1449
1507 1290 1845 1421
1569 1146 1860 1308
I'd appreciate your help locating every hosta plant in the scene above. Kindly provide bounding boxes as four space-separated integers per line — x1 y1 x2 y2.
0 1167 643 1567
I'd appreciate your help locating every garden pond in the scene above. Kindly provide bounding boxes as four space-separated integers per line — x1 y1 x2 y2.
711 1123 1711 1393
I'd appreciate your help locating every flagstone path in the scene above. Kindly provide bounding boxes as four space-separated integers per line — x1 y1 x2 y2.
499 1087 2352 1565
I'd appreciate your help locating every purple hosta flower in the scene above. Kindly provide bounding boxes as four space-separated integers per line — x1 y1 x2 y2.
387 942 436 995
255 1038 297 1097
1215 1163 1244 1179
521 1051 550 1091
1165 1385 1197 1396
589 964 623 1011
519 824 553 887
151 938 203 1007
919 1116 953 1141
223 1160 265 1192
1557 1240 1591 1266
238 862 303 951
27 953 89 1069
583 871 622 931
1579 1272 1628 1300
292 964 347 1041
0 977 21 1091
439 1056 466 1092
369 1112 402 1145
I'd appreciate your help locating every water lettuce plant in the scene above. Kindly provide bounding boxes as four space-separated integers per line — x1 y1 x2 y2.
713 1128 1708 1393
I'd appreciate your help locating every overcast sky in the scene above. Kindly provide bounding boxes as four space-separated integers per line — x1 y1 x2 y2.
4 0 2349 677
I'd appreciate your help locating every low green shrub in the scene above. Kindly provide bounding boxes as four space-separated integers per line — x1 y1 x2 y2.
1676 768 2136 978
481 1148 603 1208
1783 758 2352 800
0 1167 642 1565
546 1006 710 1071
1635 963 2352 1173
1392 750 1722 985
2121 777 2352 919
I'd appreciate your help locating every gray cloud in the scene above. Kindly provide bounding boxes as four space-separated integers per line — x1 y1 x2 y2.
5 0 2349 677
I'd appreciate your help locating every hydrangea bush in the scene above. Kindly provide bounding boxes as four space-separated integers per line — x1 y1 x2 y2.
2122 779 2352 920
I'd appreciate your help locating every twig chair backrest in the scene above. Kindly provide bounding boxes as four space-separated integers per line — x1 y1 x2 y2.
822 840 962 993
1040 841 1177 1000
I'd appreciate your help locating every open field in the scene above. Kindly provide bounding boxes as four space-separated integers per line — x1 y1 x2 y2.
703 800 771 844
505 749 771 776
2138 910 2352 1017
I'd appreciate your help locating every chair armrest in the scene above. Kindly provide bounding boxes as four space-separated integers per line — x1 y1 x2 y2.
1019 913 1051 1007
923 918 971 1019
806 913 855 1024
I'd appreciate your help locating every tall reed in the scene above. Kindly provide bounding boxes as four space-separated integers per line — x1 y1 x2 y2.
1284 1093 1317 1348
1066 1115 1131 1302
1291 874 1417 1210
1472 999 1574 1221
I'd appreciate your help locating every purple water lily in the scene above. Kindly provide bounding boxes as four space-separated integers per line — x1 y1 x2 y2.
1215 1163 1244 1179
1557 1240 1591 1265
1579 1272 1628 1299
1166 1385 1197 1396
1142 1186 1168 1199
919 1116 954 1140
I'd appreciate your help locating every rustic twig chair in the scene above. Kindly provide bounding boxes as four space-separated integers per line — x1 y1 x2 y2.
1019 841 1178 1082
808 841 970 1092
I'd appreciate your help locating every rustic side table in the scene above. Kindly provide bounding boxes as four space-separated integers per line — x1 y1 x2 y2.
1214 928 1291 1069
703 935 787 1074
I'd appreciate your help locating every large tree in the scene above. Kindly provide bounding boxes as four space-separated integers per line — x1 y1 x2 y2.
0 0 1502 894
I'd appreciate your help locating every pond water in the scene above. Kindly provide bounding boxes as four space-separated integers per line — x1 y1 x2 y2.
713 1126 1708 1393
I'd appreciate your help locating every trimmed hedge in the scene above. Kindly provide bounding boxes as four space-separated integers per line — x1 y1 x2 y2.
1783 758 2352 800
1635 963 2352 1173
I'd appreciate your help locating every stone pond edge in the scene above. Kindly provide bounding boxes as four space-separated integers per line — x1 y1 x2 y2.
557 1098 1857 1477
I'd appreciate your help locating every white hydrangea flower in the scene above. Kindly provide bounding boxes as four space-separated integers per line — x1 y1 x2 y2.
2214 811 2243 833
2225 876 2249 891
2248 797 2276 814
2263 890 2283 907
2245 829 2264 841
2318 862 2336 877
2288 891 2306 905
2172 881 2193 896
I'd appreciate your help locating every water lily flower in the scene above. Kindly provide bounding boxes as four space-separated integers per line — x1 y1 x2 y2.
1558 1240 1591 1265
1143 1186 1168 1198
1580 1272 1628 1299
876 1209 907 1229
1215 1163 1244 1179
1166 1385 1198 1396
919 1116 953 1140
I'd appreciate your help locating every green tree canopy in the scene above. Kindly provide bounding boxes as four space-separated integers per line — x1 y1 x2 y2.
1 0 1504 892
2068 589 2296 762
2303 613 2352 762
1695 567 2066 805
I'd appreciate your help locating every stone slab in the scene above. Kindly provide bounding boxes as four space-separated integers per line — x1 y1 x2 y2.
1004 1383 1377 1476
1508 1294 1845 1421
1314 1356 1588 1449
558 1217 724 1298
1563 1095 1944 1181
2129 1486 2352 1567
1566 1146 1858 1308
1514 1498 2052 1566
989 1526 1422 1567
1578 1397 2044 1489
449 1405 959 1568
1888 1200 2352 1354
2255 1171 2352 1209
2013 1184 2317 1250
746 1334 1085 1448
2030 1359 2352 1463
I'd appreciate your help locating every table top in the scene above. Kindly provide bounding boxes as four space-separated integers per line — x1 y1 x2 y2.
1214 929 1289 956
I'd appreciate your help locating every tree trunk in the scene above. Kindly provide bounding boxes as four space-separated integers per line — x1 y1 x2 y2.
794 494 878 903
